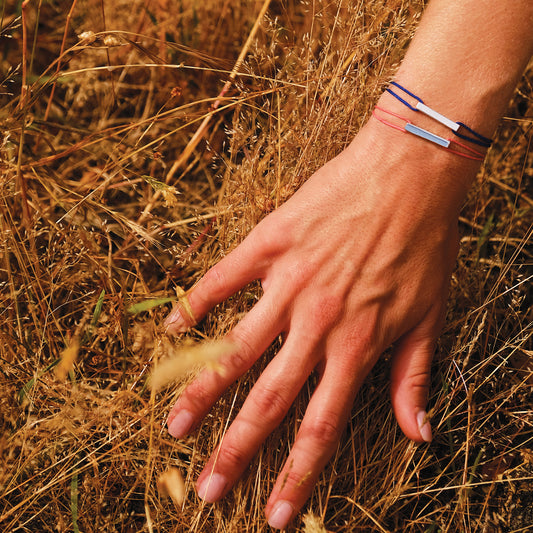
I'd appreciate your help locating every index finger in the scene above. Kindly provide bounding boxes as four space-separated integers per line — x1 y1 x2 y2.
164 235 263 334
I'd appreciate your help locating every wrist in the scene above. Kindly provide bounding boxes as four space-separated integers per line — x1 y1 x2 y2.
377 83 492 150
351 111 481 214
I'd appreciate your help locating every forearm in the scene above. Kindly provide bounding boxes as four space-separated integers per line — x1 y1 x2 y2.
370 0 533 203
392 0 533 132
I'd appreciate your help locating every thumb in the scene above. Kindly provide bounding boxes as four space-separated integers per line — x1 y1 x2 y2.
390 317 440 443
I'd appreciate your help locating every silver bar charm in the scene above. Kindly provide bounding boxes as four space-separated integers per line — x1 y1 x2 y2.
405 123 451 148
416 102 460 132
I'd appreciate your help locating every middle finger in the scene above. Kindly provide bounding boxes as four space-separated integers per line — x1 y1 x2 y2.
195 328 323 502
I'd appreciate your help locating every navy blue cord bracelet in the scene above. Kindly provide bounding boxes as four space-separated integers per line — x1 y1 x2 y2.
386 81 493 148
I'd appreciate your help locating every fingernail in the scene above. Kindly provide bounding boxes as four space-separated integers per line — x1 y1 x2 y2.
168 410 194 438
268 501 294 530
417 410 432 443
197 473 227 502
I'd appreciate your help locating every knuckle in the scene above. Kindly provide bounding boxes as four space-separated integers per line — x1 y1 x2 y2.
302 414 341 448
183 378 216 410
307 293 343 330
224 332 257 372
249 384 292 425
405 369 431 391
200 264 227 302
217 440 249 471
392 367 431 400
280 465 315 493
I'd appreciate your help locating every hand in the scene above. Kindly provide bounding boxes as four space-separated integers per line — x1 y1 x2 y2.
164 118 477 529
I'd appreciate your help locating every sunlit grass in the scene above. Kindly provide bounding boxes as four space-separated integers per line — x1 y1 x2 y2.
1 0 532 531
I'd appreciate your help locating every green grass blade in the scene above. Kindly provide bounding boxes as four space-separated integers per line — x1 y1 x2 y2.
127 297 176 315
90 289 106 328
18 359 59 404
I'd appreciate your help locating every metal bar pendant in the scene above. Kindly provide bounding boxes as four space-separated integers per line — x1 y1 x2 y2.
405 123 451 148
415 102 460 132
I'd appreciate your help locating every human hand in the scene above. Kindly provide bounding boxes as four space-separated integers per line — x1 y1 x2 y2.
164 117 479 529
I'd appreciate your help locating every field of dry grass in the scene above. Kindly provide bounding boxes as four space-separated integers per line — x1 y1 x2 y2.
1 0 532 531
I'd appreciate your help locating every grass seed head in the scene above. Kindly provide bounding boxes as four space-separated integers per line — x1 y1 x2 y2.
157 467 186 507
55 337 81 381
150 339 236 391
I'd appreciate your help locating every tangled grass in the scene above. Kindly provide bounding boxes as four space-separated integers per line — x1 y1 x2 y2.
1 0 532 531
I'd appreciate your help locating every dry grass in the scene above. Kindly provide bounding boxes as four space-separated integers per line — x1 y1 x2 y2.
1 0 532 531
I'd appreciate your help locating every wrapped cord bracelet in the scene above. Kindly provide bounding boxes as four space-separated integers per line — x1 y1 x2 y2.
372 106 486 161
386 81 493 148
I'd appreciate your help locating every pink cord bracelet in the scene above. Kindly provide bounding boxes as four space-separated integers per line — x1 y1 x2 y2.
372 106 486 161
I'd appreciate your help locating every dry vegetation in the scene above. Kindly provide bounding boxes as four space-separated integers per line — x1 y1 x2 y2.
1 0 532 531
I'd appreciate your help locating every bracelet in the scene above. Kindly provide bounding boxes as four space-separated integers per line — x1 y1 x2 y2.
372 106 485 161
386 81 493 148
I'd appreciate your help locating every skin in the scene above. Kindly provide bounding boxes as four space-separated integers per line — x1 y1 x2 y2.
164 1 533 529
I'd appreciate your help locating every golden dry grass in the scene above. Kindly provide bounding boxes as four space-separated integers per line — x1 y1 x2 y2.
1 0 532 531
